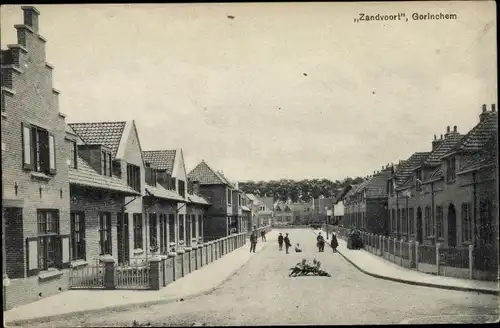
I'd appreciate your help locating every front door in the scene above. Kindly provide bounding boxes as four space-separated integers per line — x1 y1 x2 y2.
416 207 423 243
447 204 457 247
117 213 130 264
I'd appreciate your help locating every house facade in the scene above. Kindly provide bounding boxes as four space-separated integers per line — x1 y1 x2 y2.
344 168 391 235
2 7 72 309
187 161 236 240
246 193 273 227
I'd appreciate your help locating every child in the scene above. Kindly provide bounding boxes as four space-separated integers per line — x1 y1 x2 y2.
295 243 302 253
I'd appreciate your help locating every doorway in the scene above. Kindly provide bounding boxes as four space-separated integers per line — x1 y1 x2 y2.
447 204 457 247
117 213 130 265
416 207 423 243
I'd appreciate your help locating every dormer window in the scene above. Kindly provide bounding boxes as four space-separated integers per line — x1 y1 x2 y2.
126 163 141 192
101 151 112 177
69 140 77 169
145 163 157 187
168 176 176 191
178 180 186 198
227 189 232 206
238 194 242 207
445 157 456 182
415 168 423 191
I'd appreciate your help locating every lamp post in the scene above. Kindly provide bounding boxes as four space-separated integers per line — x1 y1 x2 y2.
324 205 329 240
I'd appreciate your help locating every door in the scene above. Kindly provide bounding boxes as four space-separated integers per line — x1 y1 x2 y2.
447 204 457 247
117 213 130 264
416 207 423 243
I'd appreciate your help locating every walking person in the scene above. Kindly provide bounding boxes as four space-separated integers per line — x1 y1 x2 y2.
317 232 325 252
330 232 339 253
284 233 291 254
261 229 266 242
278 233 284 251
250 231 257 253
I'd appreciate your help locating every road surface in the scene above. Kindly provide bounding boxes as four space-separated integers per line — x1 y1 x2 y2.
22 229 499 327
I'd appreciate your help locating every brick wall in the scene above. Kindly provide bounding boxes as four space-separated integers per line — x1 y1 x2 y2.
2 7 70 309
199 185 228 217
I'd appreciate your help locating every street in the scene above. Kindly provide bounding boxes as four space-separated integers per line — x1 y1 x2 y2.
22 229 499 327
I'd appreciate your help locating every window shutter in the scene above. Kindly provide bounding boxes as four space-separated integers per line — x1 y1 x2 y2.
48 133 57 174
57 234 71 268
21 123 34 170
26 237 40 276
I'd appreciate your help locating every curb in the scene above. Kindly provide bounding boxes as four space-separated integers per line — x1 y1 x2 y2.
312 229 499 296
5 239 269 327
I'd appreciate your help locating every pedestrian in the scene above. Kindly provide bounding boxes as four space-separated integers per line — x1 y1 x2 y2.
261 229 266 242
295 243 302 253
317 232 325 252
250 231 257 253
284 233 291 254
330 233 339 252
278 233 284 251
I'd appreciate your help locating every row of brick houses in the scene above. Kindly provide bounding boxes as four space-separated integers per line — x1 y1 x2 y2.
1 7 255 310
341 104 498 279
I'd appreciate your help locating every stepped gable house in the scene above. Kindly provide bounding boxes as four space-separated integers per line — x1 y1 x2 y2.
1 6 70 310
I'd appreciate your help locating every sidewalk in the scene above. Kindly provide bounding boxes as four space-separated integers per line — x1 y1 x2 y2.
313 229 498 295
4 231 276 326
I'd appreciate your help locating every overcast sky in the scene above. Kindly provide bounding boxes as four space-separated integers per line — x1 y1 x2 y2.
1 2 496 182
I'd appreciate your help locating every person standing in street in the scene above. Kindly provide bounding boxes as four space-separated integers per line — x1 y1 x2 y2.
330 232 339 252
261 229 266 242
278 233 284 251
317 232 325 252
284 233 291 254
250 231 257 253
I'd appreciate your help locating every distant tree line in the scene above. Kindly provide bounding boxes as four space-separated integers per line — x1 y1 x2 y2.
239 177 364 203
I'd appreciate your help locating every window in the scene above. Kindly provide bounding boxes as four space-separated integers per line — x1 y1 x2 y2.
149 213 157 248
133 213 143 249
170 177 176 191
461 203 472 242
238 194 241 207
391 209 396 232
415 168 423 191
479 200 493 245
179 214 184 242
22 123 57 174
260 206 265 211
69 140 77 169
199 215 203 237
178 180 186 198
70 212 86 261
192 214 197 238
402 208 407 234
99 212 112 255
101 151 112 177
409 207 414 234
145 165 157 186
168 214 176 243
436 206 444 239
37 210 60 270
424 206 431 236
227 189 232 205
446 157 456 182
127 164 141 191
397 209 401 233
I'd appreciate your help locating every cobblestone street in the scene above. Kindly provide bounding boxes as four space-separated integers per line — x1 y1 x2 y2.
21 229 499 327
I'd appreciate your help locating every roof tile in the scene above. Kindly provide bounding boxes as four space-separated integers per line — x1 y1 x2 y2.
423 133 464 166
187 161 234 187
393 152 430 186
143 150 177 173
448 112 498 154
145 183 184 201
69 122 126 158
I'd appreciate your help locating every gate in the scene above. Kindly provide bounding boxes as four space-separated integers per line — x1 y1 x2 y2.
114 263 150 289
70 264 105 289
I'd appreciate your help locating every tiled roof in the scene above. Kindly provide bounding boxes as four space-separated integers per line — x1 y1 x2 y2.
393 152 430 186
69 122 126 158
358 170 392 198
425 166 444 182
187 161 234 187
344 184 360 198
143 150 177 173
188 193 210 205
145 184 184 201
446 112 498 155
69 157 140 195
458 150 495 175
423 133 464 166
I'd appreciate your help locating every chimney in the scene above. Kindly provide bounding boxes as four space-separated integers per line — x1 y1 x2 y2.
446 126 450 133
453 125 457 132
432 135 443 150
480 104 490 122
492 104 496 112
22 6 40 32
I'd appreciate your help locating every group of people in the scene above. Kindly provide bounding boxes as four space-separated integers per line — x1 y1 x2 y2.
289 258 331 277
249 228 268 253
316 232 339 253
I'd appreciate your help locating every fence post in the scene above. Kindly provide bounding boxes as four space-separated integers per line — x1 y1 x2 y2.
177 249 185 277
168 251 177 282
468 244 473 279
185 247 192 274
381 236 384 256
149 256 161 291
102 256 116 290
399 239 404 265
408 241 413 268
161 255 167 287
436 243 441 275
415 241 419 271
392 238 396 262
